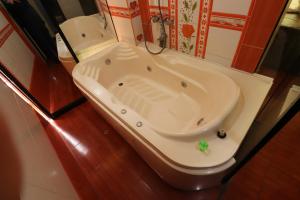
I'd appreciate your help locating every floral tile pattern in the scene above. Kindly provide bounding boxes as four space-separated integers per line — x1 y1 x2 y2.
178 0 200 55
105 0 278 72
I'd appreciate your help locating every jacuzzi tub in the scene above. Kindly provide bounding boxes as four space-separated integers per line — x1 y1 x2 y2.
72 42 273 190
57 15 116 74
72 43 243 190
72 43 240 190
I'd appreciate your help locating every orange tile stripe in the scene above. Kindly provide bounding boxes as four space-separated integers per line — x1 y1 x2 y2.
0 23 10 35
169 0 178 50
138 0 153 42
108 5 140 19
231 0 256 67
0 24 13 47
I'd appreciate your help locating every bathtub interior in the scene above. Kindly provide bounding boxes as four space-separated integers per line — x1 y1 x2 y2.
75 44 240 137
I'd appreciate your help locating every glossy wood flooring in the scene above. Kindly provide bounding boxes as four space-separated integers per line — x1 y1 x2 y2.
224 111 300 200
39 102 300 200
29 59 83 113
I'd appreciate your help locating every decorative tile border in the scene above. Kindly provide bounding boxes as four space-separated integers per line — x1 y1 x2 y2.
149 6 169 17
106 1 143 45
106 0 281 74
126 0 141 45
109 6 140 19
108 0 140 19
195 0 213 58
210 12 246 31
177 0 201 55
169 0 178 50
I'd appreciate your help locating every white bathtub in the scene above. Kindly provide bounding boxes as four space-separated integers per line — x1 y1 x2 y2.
72 43 272 190
56 15 116 74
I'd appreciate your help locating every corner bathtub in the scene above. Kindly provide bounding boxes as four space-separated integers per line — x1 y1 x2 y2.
57 15 116 74
72 43 240 190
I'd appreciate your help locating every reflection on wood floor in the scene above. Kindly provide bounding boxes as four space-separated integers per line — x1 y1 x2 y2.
38 100 300 199
30 58 82 113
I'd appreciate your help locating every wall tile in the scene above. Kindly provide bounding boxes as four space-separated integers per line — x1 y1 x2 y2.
234 45 264 72
132 15 144 43
105 0 144 45
112 16 136 44
141 24 153 42
233 0 287 72
206 27 241 64
139 3 149 20
243 0 286 48
111 0 286 73
212 0 252 15
177 0 201 55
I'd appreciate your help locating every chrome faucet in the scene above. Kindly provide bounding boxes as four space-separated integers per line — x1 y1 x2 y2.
152 15 174 48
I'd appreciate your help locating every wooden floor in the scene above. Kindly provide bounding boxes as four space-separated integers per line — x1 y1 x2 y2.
29 59 83 113
224 111 300 199
39 102 300 200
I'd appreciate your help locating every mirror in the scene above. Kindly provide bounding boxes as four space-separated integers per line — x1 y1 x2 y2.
234 0 300 162
42 0 118 74
0 0 117 117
